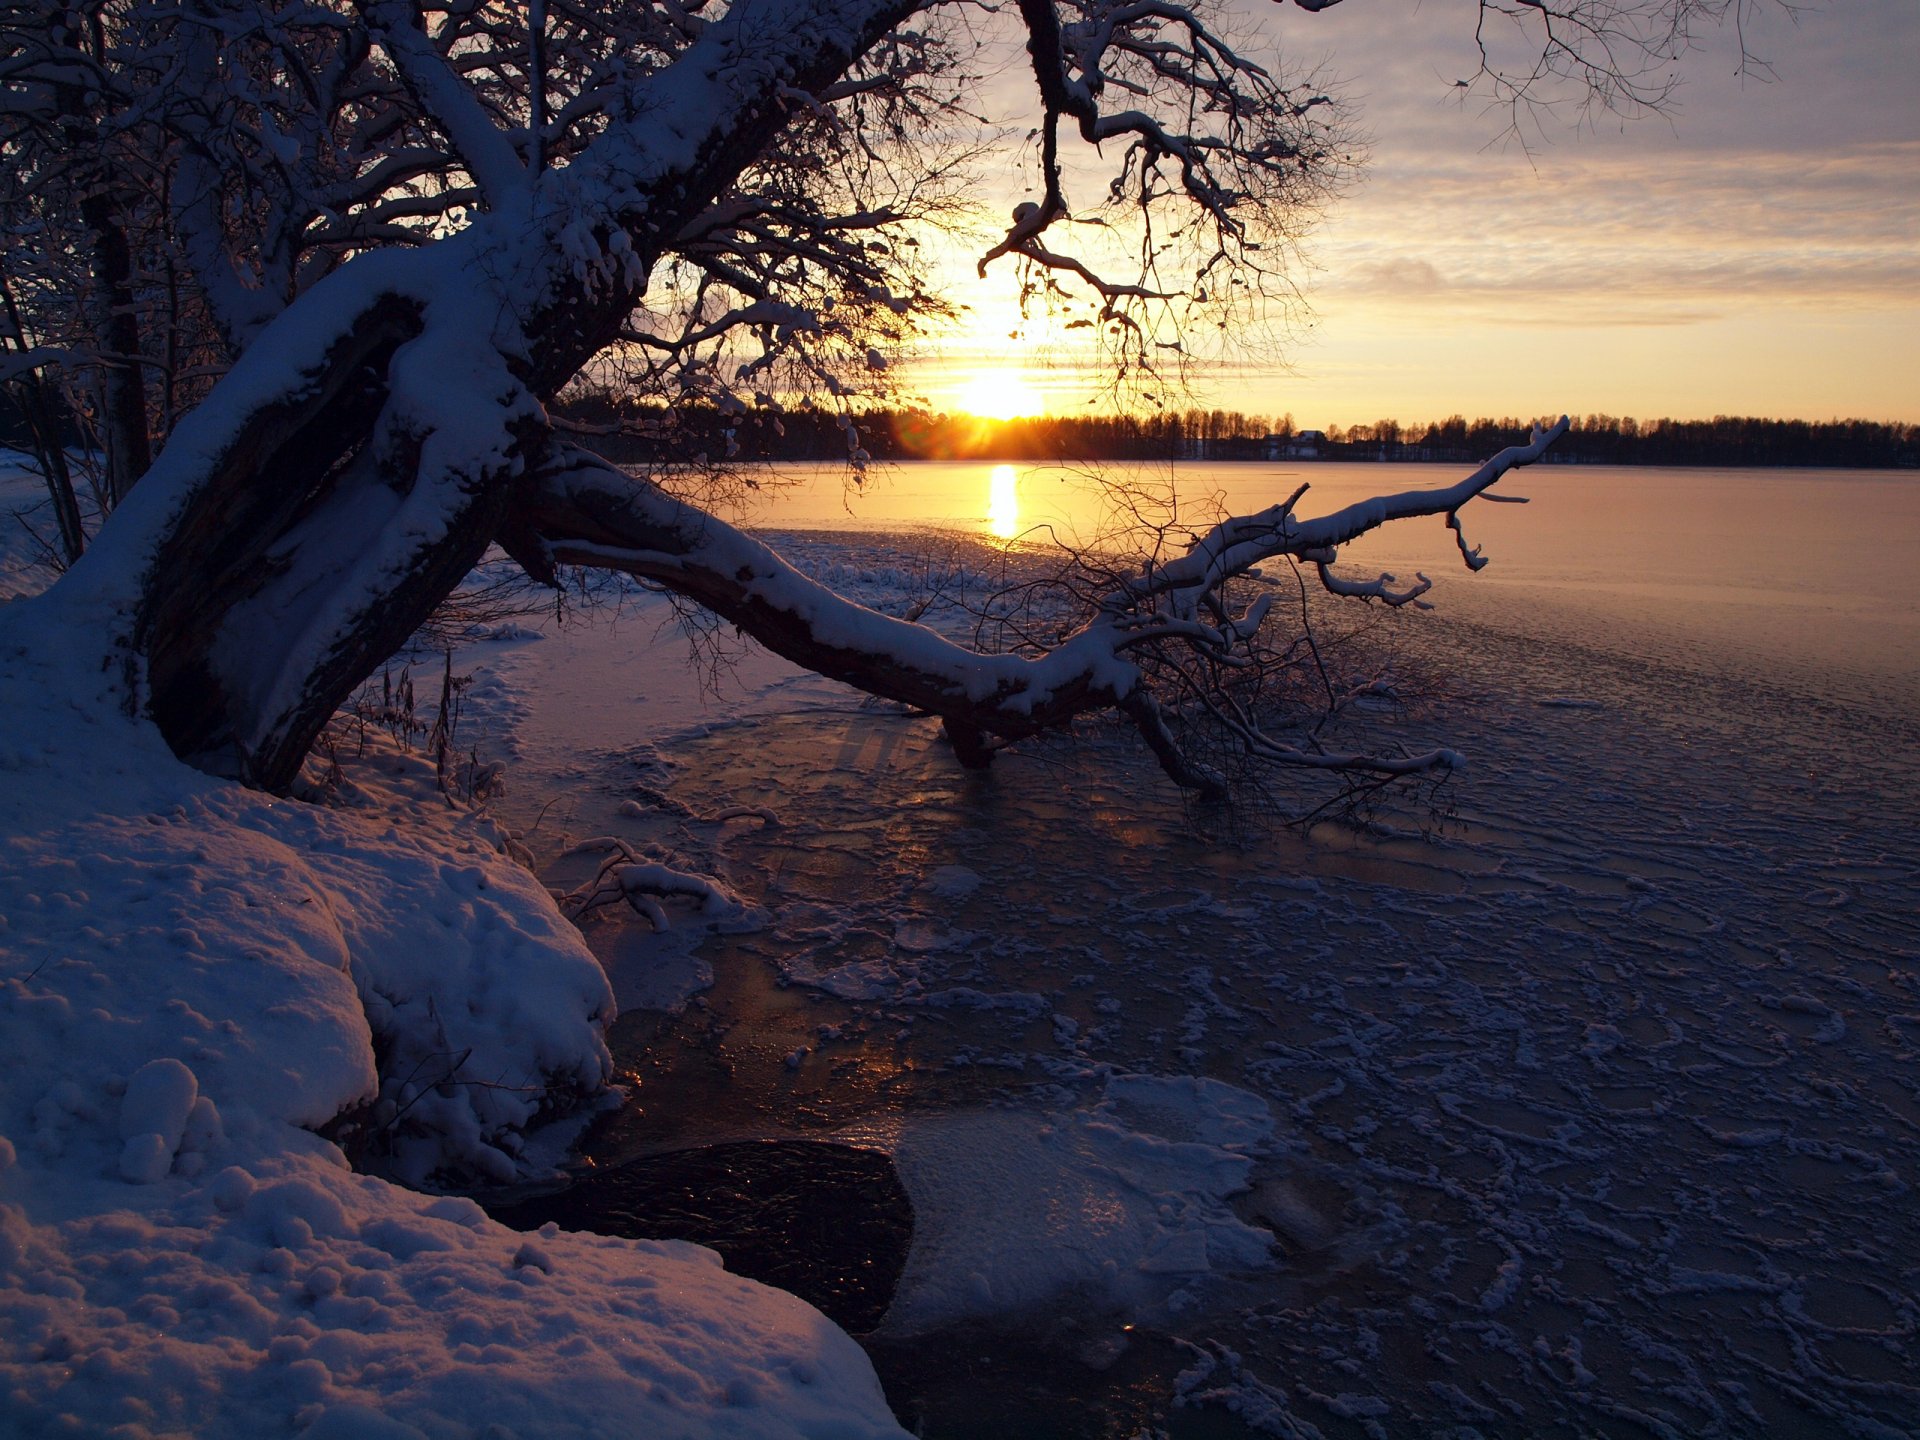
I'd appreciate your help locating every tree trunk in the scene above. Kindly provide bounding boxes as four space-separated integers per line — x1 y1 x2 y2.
6 379 86 564
115 0 920 792
82 188 152 505
0 265 87 564
57 59 152 504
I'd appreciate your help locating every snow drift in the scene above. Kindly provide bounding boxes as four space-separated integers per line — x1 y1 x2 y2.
0 555 907 1438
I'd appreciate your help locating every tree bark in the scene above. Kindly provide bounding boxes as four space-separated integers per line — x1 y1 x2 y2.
0 265 87 563
135 292 426 779
118 0 922 791
81 189 152 505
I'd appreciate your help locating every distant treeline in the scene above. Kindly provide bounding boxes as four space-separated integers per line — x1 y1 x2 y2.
557 395 1274 464
1332 414 1920 469
6 388 1912 470
558 396 1919 470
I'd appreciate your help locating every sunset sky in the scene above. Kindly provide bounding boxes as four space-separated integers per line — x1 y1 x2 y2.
910 0 1919 430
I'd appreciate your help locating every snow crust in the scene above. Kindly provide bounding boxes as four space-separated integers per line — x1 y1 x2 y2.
0 460 907 1438
847 1074 1277 1334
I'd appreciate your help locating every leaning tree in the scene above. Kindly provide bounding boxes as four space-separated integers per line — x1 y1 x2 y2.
3 0 1768 797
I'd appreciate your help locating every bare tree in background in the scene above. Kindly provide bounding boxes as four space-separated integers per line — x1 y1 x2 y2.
0 0 1770 795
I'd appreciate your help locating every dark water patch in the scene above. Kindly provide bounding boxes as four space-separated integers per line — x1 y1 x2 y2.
484 1139 911 1333
864 1318 1261 1440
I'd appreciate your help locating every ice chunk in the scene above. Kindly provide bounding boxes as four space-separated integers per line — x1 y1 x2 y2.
863 1072 1277 1333
923 865 982 898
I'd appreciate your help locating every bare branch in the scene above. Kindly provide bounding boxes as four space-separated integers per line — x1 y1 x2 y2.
504 418 1568 795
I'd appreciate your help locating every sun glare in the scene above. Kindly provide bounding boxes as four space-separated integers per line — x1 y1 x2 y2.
987 464 1020 540
958 370 1046 422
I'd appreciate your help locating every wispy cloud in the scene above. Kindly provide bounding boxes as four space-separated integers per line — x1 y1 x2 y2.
905 0 1920 424
1315 138 1920 322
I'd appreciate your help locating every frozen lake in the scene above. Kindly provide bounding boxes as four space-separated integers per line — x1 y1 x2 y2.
722 459 1920 714
471 461 1920 1437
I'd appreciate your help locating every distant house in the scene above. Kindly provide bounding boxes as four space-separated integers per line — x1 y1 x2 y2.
1266 429 1325 459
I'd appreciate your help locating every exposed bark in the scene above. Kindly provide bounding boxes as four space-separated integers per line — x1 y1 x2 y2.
136 292 426 779
942 719 998 769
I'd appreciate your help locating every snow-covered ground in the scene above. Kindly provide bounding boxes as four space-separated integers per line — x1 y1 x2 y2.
0 461 907 1439
6 452 1919 1437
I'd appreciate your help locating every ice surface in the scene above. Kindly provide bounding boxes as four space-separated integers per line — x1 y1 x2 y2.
16 450 1920 1435
471 488 1920 1435
845 1074 1276 1334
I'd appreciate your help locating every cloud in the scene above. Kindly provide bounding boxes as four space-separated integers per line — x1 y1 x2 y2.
898 0 1920 422
1308 133 1920 326
1341 257 1447 295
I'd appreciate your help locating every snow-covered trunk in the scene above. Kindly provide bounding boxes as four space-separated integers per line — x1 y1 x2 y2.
506 422 1568 793
131 289 431 784
87 0 918 791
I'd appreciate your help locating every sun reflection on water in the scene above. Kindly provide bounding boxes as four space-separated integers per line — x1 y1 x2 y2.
987 464 1019 539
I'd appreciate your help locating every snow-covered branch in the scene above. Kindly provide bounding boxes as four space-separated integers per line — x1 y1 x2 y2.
506 420 1568 795
361 0 529 205
1106 417 1569 615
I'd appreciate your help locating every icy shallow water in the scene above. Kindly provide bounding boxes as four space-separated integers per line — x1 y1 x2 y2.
464 478 1920 1437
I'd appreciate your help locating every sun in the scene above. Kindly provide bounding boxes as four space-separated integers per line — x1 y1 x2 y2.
956 370 1046 422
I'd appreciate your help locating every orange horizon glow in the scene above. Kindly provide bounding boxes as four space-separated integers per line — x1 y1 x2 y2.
885 0 1918 435
954 370 1048 422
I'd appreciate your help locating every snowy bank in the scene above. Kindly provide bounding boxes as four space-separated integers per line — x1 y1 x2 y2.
0 520 906 1436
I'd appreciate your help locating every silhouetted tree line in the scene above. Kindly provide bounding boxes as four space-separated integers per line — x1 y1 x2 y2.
550 395 1917 469
12 392 1911 472
1334 414 1919 468
552 394 1277 465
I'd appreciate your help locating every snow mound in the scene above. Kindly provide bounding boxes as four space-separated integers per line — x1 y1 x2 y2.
0 596 613 1189
0 1148 900 1439
0 561 907 1438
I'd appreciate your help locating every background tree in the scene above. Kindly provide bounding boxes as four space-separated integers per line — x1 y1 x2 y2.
3 0 1775 798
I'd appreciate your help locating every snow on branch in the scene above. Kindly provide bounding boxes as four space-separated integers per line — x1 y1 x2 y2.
362 0 529 205
1108 417 1569 613
559 838 740 929
505 418 1569 798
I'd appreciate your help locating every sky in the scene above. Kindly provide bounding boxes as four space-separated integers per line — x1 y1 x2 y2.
906 0 1919 430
